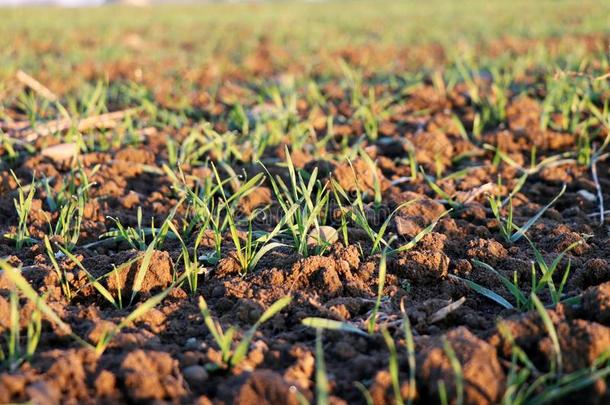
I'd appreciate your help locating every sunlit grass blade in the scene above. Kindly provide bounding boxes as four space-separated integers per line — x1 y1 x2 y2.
449 274 514 309
382 328 404 405
531 293 562 373
510 184 566 242
315 328 330 405
302 317 367 336
0 259 94 351
442 338 464 405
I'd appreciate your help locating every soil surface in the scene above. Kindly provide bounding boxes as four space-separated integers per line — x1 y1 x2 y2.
2 33 610 405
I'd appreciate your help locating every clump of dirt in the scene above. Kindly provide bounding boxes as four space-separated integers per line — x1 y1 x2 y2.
120 350 187 401
418 327 505 404
105 250 174 299
333 158 391 195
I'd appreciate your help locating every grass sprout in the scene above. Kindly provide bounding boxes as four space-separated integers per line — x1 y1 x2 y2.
442 338 464 405
301 317 367 336
5 172 36 250
0 289 42 372
382 328 404 405
490 183 566 243
315 328 330 405
262 148 330 257
199 295 291 367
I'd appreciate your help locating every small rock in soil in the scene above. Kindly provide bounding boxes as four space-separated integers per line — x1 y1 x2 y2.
182 365 209 387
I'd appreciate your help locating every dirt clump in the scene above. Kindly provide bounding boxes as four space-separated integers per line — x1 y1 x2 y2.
105 250 174 299
418 327 505 404
120 350 187 401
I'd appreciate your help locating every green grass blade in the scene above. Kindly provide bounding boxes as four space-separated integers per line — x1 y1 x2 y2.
315 329 330 405
531 293 562 373
302 317 367 336
510 184 566 242
449 274 514 309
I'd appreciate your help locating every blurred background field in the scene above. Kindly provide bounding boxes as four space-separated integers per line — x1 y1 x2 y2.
2 0 609 87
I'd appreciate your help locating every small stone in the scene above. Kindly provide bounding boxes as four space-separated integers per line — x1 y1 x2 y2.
578 189 597 203
182 365 209 387
41 143 79 163
184 337 201 350
307 226 338 247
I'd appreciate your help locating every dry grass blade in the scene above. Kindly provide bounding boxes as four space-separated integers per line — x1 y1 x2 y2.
428 297 466 323
16 70 58 102
10 109 137 142
591 157 604 225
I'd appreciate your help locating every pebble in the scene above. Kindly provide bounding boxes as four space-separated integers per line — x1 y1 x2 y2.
41 143 79 163
182 365 209 387
578 189 597 203
307 226 338 246
184 337 201 350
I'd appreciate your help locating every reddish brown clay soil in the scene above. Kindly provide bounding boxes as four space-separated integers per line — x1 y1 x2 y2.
2 37 610 405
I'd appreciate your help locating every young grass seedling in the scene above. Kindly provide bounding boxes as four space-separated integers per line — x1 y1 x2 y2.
531 293 562 374
528 238 581 306
331 179 426 255
54 243 122 309
0 290 42 371
368 248 388 334
315 328 330 405
301 318 367 336
0 259 92 350
262 149 330 257
44 236 73 301
442 338 464 405
199 295 292 368
490 183 566 243
5 172 36 250
401 299 417 405
382 328 405 405
466 238 581 311
94 276 187 356
2 257 187 357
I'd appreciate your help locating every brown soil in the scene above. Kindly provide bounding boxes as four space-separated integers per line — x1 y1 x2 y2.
2 35 610 405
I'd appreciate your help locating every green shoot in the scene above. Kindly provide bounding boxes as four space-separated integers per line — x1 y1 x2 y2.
382 328 404 405
442 338 464 405
368 248 388 334
315 328 330 405
400 300 417 405
0 290 42 371
6 172 36 250
44 236 73 301
199 295 292 367
301 318 367 336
